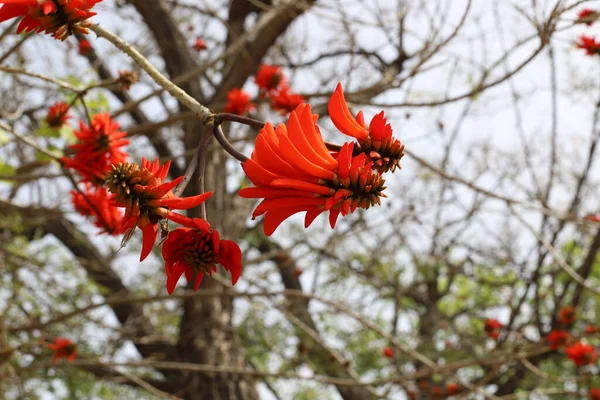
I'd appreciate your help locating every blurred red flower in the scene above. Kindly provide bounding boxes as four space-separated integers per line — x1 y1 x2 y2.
48 337 77 363
225 88 255 115
546 330 570 350
565 341 597 367
45 101 71 128
484 318 503 339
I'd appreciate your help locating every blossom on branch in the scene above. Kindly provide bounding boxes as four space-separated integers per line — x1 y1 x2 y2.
577 35 600 56
225 88 254 116
329 83 405 173
255 64 284 94
565 341 597 367
62 113 129 184
558 306 576 326
193 37 206 51
0 0 103 41
484 318 503 339
546 330 570 350
269 85 305 115
590 388 600 400
70 184 126 235
577 8 599 26
238 104 387 236
106 158 212 261
78 38 91 54
162 218 242 294
45 101 71 128
48 337 77 363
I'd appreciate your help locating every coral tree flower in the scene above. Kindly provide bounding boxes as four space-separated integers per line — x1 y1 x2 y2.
225 88 255 115
78 38 91 54
590 388 600 400
162 218 242 294
446 383 460 395
382 346 394 358
329 83 405 173
255 64 284 94
484 318 503 339
578 8 599 26
48 337 77 363
62 113 129 184
269 85 305 115
45 101 70 128
565 341 597 367
238 104 387 236
558 306 576 326
193 37 206 51
0 0 102 41
70 184 126 235
106 158 212 261
546 330 570 350
577 35 600 56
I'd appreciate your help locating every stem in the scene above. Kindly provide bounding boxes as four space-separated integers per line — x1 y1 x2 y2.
89 24 213 123
325 141 342 152
197 131 214 220
216 113 266 128
213 125 248 163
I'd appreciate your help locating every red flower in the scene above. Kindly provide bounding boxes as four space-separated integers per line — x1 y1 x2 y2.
558 306 576 326
578 8 599 26
45 101 70 128
62 113 129 184
565 341 597 367
446 383 460 395
78 38 91 54
430 385 444 398
225 88 255 115
269 85 305 115
484 318 503 339
162 218 242 294
546 330 570 350
382 346 394 358
577 35 600 56
70 184 126 235
255 64 284 93
0 0 102 41
585 214 600 223
590 388 600 400
193 37 206 51
586 325 598 334
106 158 212 261
48 337 77 363
238 104 387 236
329 83 405 173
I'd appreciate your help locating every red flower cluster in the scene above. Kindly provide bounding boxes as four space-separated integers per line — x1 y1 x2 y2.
578 8 599 26
225 88 255 116
45 101 71 128
193 37 206 51
48 337 77 363
78 38 91 54
577 35 600 56
546 330 570 350
162 218 242 294
484 318 503 339
590 388 600 400
382 346 394 358
62 113 129 184
558 306 576 326
565 340 597 367
0 0 102 41
270 86 305 115
239 103 386 235
255 64 284 94
106 158 213 261
70 184 125 235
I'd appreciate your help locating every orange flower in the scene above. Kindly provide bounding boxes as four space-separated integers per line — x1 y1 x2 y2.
446 383 460 395
162 218 242 294
558 306 576 326
484 318 503 339
225 88 255 115
382 346 394 358
193 37 206 51
590 388 600 400
78 38 91 54
48 337 77 363
585 214 600 223
0 0 102 41
255 64 284 93
328 83 405 173
106 158 212 261
45 101 70 128
62 113 129 184
577 35 600 56
586 325 598 334
565 341 597 367
546 330 570 350
238 104 386 236
70 184 126 235
578 8 599 26
269 85 304 115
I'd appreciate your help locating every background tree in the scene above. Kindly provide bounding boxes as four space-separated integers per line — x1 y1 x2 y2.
1 0 599 399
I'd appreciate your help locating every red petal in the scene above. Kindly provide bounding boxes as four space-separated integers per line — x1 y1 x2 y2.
304 207 324 228
0 4 28 23
238 187 317 199
271 178 333 195
263 206 307 236
165 210 195 227
219 240 242 285
329 209 341 228
139 223 158 261
328 83 368 140
158 191 212 210
166 262 185 294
